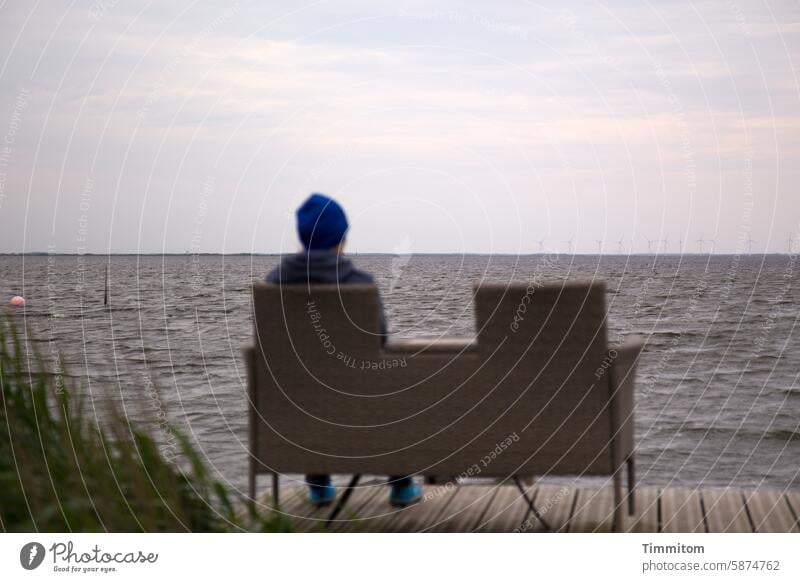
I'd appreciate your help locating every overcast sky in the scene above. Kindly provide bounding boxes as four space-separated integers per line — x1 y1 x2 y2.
0 0 798 254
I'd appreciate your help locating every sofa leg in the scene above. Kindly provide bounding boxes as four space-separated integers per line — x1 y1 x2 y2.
272 473 280 507
249 471 256 503
613 467 624 532
512 476 550 531
627 456 636 516
325 474 361 527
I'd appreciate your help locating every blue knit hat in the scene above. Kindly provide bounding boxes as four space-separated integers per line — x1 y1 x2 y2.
296 193 349 250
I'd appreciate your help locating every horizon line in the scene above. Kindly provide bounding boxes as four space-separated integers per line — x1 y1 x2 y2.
2 252 798 257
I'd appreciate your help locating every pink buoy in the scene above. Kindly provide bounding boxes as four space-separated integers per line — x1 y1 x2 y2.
9 296 25 307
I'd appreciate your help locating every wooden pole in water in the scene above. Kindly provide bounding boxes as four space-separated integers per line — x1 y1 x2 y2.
104 263 109 306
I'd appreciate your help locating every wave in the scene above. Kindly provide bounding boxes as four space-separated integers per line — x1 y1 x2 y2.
678 425 800 441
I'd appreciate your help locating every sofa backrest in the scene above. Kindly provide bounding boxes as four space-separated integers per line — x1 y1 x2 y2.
249 280 615 478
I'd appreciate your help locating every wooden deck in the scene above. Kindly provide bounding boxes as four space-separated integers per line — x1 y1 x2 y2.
275 481 800 533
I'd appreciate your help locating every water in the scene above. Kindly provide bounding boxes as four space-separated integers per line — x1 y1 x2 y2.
2 254 799 493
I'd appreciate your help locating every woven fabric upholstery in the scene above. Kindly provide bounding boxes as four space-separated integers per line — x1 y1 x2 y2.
247 280 638 479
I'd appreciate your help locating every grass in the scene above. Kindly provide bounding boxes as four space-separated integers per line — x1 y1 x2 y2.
0 318 291 532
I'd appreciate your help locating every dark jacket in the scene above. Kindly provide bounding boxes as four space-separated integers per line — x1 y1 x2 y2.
265 251 388 339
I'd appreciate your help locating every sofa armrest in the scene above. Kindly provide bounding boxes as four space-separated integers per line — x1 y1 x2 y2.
608 335 644 460
383 336 478 354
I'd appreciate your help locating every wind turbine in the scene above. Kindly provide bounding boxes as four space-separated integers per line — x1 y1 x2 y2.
788 234 796 254
617 236 625 254
708 238 717 254
564 237 574 255
697 234 706 253
538 237 546 253
677 237 683 253
746 235 756 254
596 239 603 254
662 237 669 253
645 237 657 254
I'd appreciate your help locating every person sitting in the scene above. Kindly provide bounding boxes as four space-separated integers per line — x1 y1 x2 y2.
265 192 422 508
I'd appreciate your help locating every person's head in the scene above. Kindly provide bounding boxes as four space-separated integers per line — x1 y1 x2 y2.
296 193 349 254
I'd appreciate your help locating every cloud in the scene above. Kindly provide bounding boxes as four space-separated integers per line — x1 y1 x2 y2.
1 0 799 252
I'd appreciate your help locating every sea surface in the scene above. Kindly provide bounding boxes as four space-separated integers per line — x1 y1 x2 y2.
2 254 799 493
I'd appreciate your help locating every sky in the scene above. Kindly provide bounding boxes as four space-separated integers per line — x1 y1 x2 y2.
0 0 798 254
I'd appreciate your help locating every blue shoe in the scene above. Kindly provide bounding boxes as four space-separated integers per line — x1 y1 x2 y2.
309 484 336 507
390 482 422 507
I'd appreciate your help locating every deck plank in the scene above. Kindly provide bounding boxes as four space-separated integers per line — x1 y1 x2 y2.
532 483 577 533
784 491 800 530
429 485 498 532
258 486 306 530
702 488 751 533
340 483 396 532
333 482 393 532
569 487 615 532
624 486 659 533
281 486 331 532
745 489 798 533
279 483 798 533
475 482 572 533
473 483 531 532
277 485 308 518
376 485 462 532
661 487 706 533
